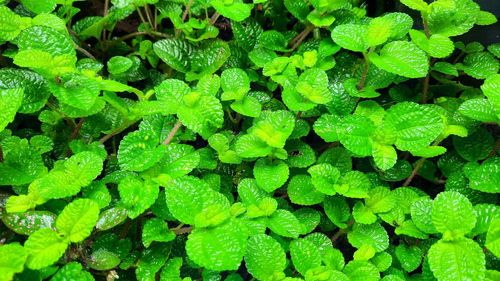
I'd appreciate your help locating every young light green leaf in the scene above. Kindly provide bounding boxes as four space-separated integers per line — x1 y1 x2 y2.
428 238 485 281
142 218 175 247
331 24 368 52
369 41 429 78
290 238 322 276
253 158 289 193
0 88 23 132
118 177 159 219
24 228 68 270
0 243 27 281
288 175 325 206
432 191 476 238
186 219 247 271
56 199 100 243
347 222 389 252
267 210 302 238
245 234 286 280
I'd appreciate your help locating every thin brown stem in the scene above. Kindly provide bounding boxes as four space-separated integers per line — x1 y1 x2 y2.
210 12 220 25
422 18 430 38
331 220 354 243
154 7 158 30
136 8 148 26
164 121 182 145
421 74 430 104
103 0 109 39
290 26 314 52
487 139 500 158
70 118 84 139
74 43 96 60
402 158 426 187
173 226 192 235
357 57 370 90
175 0 194 37
144 5 154 28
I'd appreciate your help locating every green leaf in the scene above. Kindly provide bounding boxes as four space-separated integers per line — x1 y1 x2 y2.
107 56 133 75
343 261 380 281
154 79 190 115
187 40 231 80
308 163 341 195
153 38 193 73
24 228 68 270
56 199 100 243
0 88 23 132
284 0 309 22
118 130 166 172
16 26 75 57
432 191 476 238
30 151 103 200
0 68 51 113
0 243 27 281
384 102 444 151
245 234 286 280
400 0 428 11
221 68 250 101
51 263 94 281
230 96 262 117
142 218 175 247
248 110 295 148
410 30 455 58
427 0 479 37
365 186 394 214
410 197 438 234
482 74 500 119
323 195 351 228
471 204 500 236
2 211 56 236
296 68 332 104
164 176 227 225
288 175 325 206
467 157 500 193
369 41 429 78
395 244 423 272
96 207 128 231
331 24 368 52
0 6 31 41
337 115 375 157
453 127 494 161
118 177 159 219
88 250 121 271
428 238 485 281
290 238 322 276
160 258 183 281
347 222 389 252
366 17 393 47
186 219 247 271
253 158 289 193
20 0 57 14
267 209 302 238
486 218 500 258
458 98 498 123
211 0 252 22
460 52 499 79
177 93 224 138
335 171 371 199
372 142 397 171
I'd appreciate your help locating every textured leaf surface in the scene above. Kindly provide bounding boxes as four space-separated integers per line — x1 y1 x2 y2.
245 234 286 280
56 199 100 243
428 238 485 281
369 41 428 78
186 219 247 271
0 243 27 281
24 228 67 270
432 191 476 238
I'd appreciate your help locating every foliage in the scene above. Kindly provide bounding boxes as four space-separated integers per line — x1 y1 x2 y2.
0 0 499 280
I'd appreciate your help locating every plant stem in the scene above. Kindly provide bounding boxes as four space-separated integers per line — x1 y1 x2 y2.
210 12 220 25
357 48 374 90
290 25 314 52
175 0 194 37
173 226 192 235
331 220 354 243
402 158 426 187
136 8 148 26
70 118 84 139
73 43 96 60
144 5 154 29
421 74 430 104
164 121 182 145
99 120 138 144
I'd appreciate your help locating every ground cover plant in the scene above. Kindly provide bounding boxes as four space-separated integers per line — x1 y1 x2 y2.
0 0 499 280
